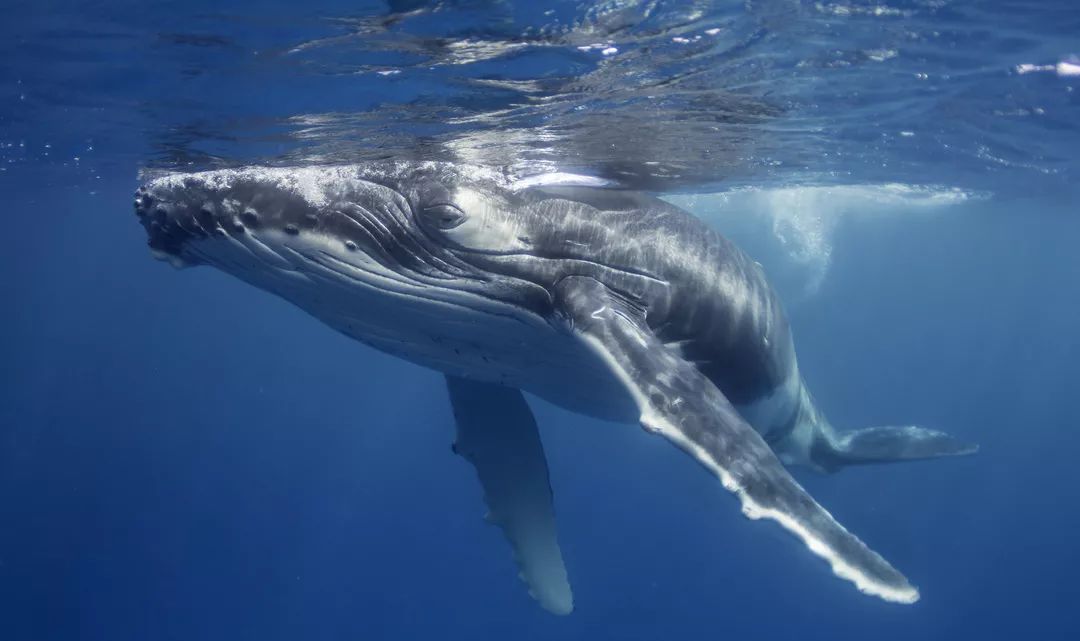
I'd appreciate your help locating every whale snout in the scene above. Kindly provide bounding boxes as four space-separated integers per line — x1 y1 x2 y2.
133 173 293 268
133 166 448 279
134 185 218 267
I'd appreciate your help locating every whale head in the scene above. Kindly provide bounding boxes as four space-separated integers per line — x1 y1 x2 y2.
132 163 583 343
136 163 503 269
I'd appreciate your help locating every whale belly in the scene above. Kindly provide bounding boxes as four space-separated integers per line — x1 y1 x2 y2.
337 299 639 423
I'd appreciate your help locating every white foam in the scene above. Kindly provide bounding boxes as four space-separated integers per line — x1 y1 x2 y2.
1057 60 1080 77
1016 59 1080 77
666 183 984 300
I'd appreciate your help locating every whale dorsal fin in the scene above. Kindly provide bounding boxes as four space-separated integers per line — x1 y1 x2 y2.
446 376 573 615
552 275 920 605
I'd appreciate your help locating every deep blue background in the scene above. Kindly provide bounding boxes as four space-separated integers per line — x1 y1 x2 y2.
2 172 1078 640
3 0 1080 638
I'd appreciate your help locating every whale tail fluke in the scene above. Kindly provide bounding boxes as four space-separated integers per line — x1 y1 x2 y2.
810 425 978 473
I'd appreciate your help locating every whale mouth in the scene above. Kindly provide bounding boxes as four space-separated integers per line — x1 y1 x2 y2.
132 167 369 269
132 167 554 364
133 186 219 267
133 171 323 269
133 187 178 261
132 166 495 295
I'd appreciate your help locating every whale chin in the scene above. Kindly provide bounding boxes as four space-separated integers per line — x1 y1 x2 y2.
148 248 195 270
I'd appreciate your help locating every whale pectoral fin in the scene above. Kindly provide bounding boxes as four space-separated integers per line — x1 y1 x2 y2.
445 375 573 615
811 425 978 472
553 276 919 604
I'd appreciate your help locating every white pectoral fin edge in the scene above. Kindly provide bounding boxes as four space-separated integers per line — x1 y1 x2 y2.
557 276 919 605
656 410 920 604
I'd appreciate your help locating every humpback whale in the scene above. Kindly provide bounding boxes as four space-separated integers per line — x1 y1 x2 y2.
134 162 976 614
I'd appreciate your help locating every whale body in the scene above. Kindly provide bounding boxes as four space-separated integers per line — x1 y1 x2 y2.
135 163 976 613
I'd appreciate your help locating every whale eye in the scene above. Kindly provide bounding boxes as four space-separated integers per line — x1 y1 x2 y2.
422 203 467 230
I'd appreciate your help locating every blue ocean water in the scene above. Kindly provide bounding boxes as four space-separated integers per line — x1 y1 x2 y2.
2 1 1078 640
